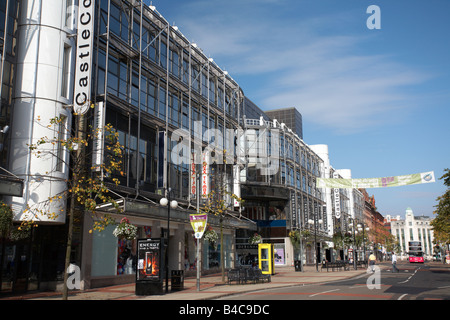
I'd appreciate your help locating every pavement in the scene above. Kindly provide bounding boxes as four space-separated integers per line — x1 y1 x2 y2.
0 263 382 301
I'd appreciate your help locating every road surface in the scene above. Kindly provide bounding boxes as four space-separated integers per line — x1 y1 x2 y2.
219 261 450 300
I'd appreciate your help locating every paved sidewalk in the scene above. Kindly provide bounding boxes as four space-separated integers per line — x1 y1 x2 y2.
1 264 379 301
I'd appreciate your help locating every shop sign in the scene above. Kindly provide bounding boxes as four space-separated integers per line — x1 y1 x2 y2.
73 0 94 115
333 172 341 219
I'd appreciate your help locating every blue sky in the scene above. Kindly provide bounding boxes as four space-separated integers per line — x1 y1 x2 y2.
149 0 450 218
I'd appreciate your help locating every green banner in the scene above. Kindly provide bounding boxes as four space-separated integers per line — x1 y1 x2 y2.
316 171 435 189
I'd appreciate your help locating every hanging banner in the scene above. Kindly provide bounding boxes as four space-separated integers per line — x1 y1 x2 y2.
317 171 435 189
190 213 208 239
201 151 210 199
190 153 197 199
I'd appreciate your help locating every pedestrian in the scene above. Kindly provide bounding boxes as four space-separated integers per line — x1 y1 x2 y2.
392 251 399 273
368 252 376 272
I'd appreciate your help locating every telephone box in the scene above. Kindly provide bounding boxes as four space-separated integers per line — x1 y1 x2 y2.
258 243 275 275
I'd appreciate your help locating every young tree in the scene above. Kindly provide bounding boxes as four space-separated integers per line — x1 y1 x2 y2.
27 110 124 299
200 156 243 283
431 169 450 245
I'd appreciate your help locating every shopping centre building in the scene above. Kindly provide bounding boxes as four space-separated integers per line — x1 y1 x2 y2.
0 0 363 293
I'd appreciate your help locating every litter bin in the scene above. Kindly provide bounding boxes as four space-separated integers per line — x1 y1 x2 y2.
294 260 302 272
171 270 184 291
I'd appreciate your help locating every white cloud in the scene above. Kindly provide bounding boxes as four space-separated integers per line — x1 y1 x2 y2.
169 0 431 134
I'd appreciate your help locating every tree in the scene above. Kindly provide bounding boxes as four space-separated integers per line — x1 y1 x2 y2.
27 110 124 299
431 168 450 245
199 150 243 282
201 188 243 283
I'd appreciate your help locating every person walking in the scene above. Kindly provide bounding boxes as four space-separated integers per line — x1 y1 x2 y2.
368 252 376 272
391 251 399 273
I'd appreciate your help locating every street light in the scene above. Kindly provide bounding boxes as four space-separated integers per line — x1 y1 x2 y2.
349 220 357 270
308 218 323 272
160 189 178 294
357 223 370 263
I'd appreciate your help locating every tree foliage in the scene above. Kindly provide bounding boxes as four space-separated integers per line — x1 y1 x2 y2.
26 115 124 232
27 112 125 300
431 168 450 245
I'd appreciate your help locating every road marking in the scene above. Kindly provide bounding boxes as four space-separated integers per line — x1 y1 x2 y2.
437 285 450 289
398 293 408 300
398 267 421 284
309 289 340 297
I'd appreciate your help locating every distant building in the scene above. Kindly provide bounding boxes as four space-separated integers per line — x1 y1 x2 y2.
390 208 434 259
265 107 303 140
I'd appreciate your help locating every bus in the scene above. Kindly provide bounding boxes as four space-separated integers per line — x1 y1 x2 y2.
408 241 424 263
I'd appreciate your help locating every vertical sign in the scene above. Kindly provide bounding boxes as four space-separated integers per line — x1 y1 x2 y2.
201 151 210 199
291 191 297 228
73 0 95 115
190 153 197 199
303 196 308 225
333 172 341 219
233 165 240 207
91 102 104 171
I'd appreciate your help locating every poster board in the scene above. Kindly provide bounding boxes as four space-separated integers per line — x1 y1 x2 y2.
136 238 163 282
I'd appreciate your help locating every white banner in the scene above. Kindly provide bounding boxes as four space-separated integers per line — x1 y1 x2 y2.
317 171 435 189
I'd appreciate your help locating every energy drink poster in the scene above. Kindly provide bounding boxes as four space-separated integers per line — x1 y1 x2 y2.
137 238 163 282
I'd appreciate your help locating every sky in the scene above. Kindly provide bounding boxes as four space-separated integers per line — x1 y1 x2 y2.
149 0 450 218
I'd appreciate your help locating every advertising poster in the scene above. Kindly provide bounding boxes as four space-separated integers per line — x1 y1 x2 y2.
136 238 163 282
274 247 285 265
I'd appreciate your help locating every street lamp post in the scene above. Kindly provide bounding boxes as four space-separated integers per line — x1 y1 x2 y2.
358 223 369 264
349 219 357 270
160 188 178 294
308 217 323 272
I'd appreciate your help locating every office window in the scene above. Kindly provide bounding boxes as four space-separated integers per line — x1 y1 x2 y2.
56 115 67 172
170 49 179 78
201 72 208 98
158 86 166 120
61 45 71 98
169 92 180 127
65 0 73 28
191 65 199 92
209 78 215 105
147 80 157 115
182 59 189 84
160 40 167 69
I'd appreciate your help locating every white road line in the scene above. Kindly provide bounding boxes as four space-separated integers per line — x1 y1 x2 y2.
398 266 421 284
398 293 408 300
309 289 340 297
